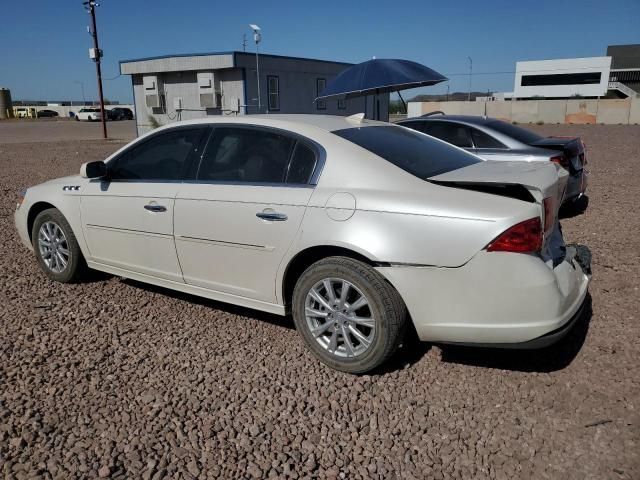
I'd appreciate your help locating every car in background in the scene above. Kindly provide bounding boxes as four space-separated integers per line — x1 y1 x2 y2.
14 115 590 373
75 108 102 122
398 114 588 207
15 107 36 118
37 109 59 118
107 107 134 121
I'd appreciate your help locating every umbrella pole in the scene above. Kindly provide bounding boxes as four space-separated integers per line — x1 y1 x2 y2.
398 91 407 115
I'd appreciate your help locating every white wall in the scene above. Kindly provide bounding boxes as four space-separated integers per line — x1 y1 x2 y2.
514 57 612 98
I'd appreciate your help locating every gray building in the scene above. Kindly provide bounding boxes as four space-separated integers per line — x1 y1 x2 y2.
120 51 389 135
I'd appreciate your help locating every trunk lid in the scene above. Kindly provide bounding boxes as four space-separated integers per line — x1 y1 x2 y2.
429 160 568 205
530 136 586 173
429 160 568 263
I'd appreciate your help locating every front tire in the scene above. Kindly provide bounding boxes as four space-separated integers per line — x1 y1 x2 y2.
292 256 407 374
32 208 86 283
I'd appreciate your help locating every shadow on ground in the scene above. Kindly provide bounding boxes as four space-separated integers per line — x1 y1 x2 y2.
119 279 591 375
439 294 592 373
121 278 295 331
559 195 589 219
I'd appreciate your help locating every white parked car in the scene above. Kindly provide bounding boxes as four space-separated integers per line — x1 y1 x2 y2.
75 108 102 121
14 115 591 373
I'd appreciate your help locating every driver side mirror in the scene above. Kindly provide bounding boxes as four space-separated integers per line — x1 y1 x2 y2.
80 161 107 179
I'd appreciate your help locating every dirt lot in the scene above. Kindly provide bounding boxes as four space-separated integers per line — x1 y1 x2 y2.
0 119 136 144
0 124 638 479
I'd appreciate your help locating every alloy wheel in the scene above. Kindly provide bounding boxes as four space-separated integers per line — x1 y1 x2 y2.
38 221 70 273
304 278 376 358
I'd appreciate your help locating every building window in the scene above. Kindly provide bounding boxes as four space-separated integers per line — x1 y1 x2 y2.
338 98 346 110
520 72 602 87
316 78 327 110
267 75 280 111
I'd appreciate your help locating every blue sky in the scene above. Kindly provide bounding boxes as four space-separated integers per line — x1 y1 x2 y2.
1 0 638 103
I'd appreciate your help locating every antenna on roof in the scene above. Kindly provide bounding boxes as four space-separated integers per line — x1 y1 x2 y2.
346 113 366 124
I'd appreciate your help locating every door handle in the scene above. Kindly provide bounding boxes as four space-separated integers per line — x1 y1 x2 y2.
256 211 288 221
144 204 167 212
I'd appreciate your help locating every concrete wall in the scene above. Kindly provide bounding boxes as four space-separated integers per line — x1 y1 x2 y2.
408 98 640 124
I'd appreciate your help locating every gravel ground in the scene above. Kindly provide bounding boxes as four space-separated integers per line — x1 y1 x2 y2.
1 125 639 479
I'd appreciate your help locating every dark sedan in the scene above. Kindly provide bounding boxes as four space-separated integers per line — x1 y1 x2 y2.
398 114 588 207
107 107 134 121
36 109 59 118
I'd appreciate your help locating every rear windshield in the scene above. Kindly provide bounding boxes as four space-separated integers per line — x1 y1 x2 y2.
332 125 480 179
486 119 542 145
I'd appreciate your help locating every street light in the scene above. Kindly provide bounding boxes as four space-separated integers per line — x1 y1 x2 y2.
249 24 262 114
467 56 473 101
74 81 86 105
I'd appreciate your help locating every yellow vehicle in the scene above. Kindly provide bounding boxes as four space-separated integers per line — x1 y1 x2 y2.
14 107 37 118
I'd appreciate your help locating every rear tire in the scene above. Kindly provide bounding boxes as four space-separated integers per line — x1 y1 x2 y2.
292 256 407 374
32 208 87 283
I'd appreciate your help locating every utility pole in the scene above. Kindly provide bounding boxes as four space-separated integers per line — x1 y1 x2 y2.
467 56 473 102
242 34 247 52
84 1 107 139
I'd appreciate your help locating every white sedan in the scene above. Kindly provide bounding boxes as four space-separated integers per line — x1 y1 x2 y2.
14 115 591 373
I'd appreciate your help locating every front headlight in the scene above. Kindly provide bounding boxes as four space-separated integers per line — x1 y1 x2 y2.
16 189 27 210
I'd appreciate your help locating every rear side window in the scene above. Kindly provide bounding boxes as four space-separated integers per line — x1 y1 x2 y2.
421 121 472 148
198 127 296 183
333 126 480 179
109 127 204 181
470 128 506 149
486 119 542 145
286 142 317 184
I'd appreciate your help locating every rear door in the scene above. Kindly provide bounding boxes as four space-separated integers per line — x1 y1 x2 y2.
81 126 207 282
174 125 320 303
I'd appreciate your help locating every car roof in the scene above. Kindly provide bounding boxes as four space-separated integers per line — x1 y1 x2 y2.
401 115 498 126
161 114 390 134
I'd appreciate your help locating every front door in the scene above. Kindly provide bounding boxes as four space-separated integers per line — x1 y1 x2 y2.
81 126 207 282
174 125 320 303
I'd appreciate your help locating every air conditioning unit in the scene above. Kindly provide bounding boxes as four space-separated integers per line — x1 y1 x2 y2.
143 74 163 109
197 71 220 108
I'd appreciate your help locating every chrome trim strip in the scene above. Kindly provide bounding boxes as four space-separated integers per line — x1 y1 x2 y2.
176 235 273 251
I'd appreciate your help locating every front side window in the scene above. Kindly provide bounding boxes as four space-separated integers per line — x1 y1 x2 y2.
316 78 327 110
108 127 204 181
332 125 480 179
421 121 472 148
267 75 280 111
470 128 506 149
197 127 296 183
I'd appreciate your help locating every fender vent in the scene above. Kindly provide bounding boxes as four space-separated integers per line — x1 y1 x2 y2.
62 185 80 191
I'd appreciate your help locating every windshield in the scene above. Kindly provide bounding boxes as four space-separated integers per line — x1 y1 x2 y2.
486 119 543 145
332 125 481 179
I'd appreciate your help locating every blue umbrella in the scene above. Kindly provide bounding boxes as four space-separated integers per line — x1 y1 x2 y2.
316 58 447 117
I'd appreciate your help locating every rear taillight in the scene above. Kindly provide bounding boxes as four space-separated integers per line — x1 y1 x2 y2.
543 197 555 232
486 217 542 253
550 154 570 170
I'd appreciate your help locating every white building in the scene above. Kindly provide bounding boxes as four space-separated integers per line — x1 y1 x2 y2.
514 56 612 99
